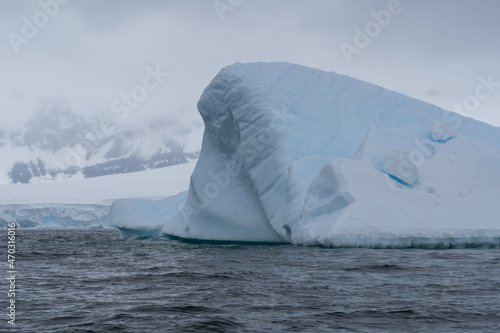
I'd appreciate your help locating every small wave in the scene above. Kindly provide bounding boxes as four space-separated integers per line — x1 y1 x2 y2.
161 271 236 281
130 304 220 314
179 318 242 333
344 264 406 272
125 234 155 241
314 236 500 249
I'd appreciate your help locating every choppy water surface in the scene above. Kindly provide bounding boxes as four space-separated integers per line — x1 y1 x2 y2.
2 229 499 332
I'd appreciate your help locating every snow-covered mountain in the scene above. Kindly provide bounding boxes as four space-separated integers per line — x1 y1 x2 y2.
0 159 196 228
0 101 198 184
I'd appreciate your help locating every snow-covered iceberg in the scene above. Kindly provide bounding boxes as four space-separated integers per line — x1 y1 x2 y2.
110 62 500 247
110 191 187 238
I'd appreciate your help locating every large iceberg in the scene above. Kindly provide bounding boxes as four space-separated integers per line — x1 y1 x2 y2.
111 62 500 247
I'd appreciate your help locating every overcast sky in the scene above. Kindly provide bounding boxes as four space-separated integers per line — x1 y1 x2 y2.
1 0 499 150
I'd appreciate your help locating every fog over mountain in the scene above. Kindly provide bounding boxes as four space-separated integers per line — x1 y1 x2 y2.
0 101 198 184
1 0 499 184
3 1 500 120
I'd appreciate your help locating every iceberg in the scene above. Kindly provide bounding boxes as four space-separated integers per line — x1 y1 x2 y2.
110 191 187 239
110 62 500 247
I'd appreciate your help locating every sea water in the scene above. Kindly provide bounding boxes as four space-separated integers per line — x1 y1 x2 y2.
1 228 499 333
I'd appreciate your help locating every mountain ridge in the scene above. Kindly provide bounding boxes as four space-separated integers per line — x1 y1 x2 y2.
0 102 199 184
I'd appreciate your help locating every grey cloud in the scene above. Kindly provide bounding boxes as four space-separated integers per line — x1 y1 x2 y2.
0 0 499 135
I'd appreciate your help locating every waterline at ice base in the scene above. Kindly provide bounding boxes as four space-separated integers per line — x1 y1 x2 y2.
110 62 500 248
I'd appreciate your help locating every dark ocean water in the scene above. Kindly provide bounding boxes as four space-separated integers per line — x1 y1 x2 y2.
1 228 499 333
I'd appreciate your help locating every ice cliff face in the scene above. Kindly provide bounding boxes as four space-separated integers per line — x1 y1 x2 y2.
1 204 110 228
111 62 500 246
